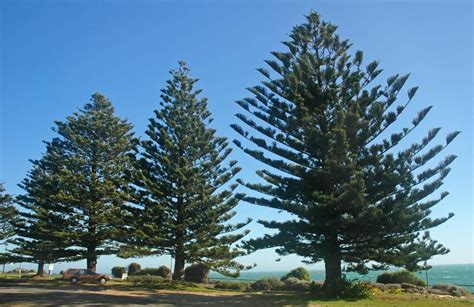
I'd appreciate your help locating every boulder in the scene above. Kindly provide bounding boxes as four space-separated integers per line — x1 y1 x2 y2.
432 284 467 297
401 283 427 294
427 288 449 295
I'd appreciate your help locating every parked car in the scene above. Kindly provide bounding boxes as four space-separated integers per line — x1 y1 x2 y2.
62 268 111 284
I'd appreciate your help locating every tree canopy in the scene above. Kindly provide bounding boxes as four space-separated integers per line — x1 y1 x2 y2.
232 12 458 295
123 62 252 280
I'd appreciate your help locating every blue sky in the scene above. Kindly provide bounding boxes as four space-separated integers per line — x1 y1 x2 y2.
1 0 472 273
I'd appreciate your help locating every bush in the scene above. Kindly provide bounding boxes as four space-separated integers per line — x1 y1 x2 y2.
127 275 165 285
251 278 283 291
128 262 142 275
376 270 426 287
313 278 371 299
184 263 210 283
281 277 312 292
214 281 251 291
111 266 126 278
127 276 198 290
133 266 172 279
280 267 311 282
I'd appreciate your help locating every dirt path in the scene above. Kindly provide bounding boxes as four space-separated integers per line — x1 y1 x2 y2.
0 285 289 306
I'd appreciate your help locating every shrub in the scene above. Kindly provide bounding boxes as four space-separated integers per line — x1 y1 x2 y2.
133 266 172 279
214 281 251 291
184 263 210 283
127 275 165 285
281 277 312 292
111 266 126 278
376 270 426 287
251 277 283 291
280 267 311 282
128 262 142 275
313 278 371 299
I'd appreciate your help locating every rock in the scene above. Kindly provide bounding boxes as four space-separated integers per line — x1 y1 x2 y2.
432 284 467 297
385 283 402 290
427 288 449 295
401 283 427 294
373 283 386 290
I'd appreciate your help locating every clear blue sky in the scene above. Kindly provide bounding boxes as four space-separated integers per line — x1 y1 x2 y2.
1 0 472 273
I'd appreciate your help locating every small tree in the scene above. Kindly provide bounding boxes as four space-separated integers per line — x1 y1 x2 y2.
111 266 126 278
281 267 311 281
125 62 252 280
233 12 459 296
128 262 141 275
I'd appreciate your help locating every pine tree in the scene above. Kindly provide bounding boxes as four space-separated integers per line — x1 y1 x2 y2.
14 93 136 272
0 182 17 269
10 146 81 276
231 12 459 295
0 182 16 242
124 62 252 280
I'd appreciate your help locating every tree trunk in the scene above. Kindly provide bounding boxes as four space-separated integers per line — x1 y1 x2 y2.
87 255 97 272
37 260 45 277
323 251 342 296
172 248 185 280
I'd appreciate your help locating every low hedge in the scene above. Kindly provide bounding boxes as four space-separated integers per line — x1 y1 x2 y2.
127 275 165 285
250 277 283 291
376 270 426 287
281 277 312 292
133 266 172 279
214 281 251 291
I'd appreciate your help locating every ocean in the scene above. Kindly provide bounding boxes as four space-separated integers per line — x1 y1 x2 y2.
209 264 474 293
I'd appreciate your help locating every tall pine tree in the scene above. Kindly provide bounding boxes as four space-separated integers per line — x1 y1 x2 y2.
14 93 136 272
231 12 459 295
0 182 16 243
0 182 17 268
10 145 81 276
124 62 252 280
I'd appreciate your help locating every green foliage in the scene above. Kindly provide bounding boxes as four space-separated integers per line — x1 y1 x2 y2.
281 267 311 281
0 182 17 242
127 276 198 290
127 275 165 285
111 266 126 278
12 93 136 271
184 263 210 283
313 278 371 299
250 277 283 291
233 11 458 294
128 262 142 275
133 266 171 279
214 281 251 291
124 62 252 279
376 270 426 286
386 232 448 272
281 277 312 292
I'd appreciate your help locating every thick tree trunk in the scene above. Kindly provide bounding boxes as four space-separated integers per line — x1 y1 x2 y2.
87 256 97 272
172 251 185 281
323 248 342 296
37 260 45 277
